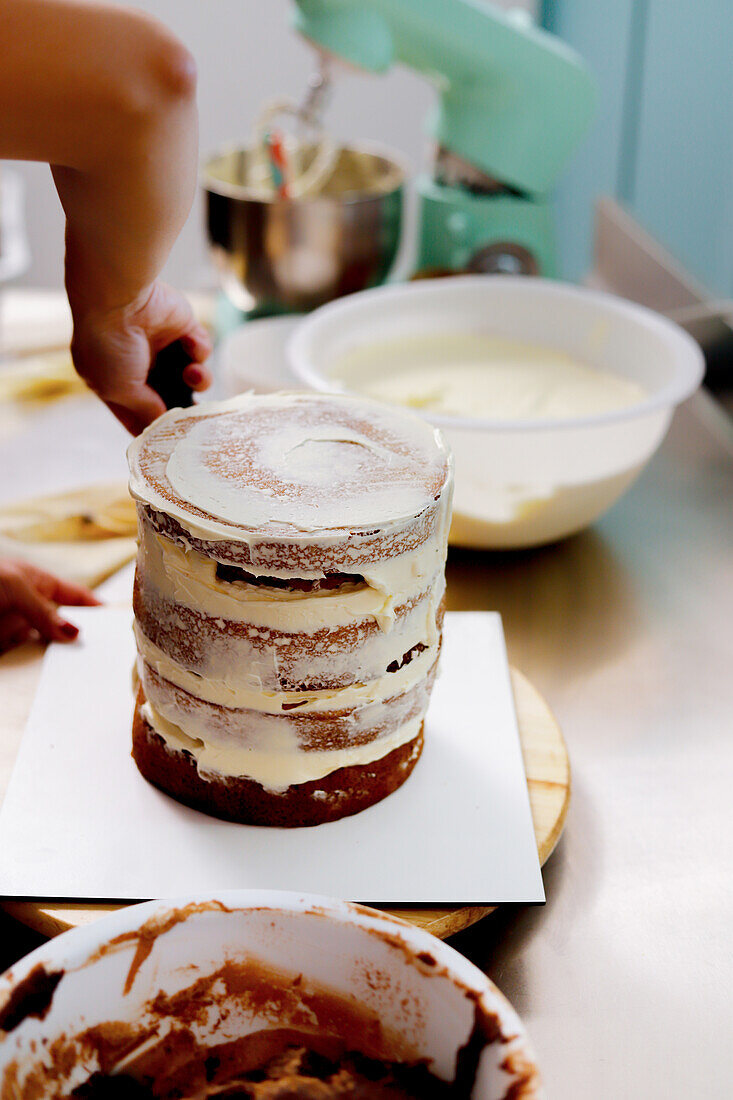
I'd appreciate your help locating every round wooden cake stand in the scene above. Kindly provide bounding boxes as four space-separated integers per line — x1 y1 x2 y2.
2 668 569 942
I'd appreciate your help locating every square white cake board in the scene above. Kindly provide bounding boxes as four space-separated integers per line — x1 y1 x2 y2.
0 609 544 905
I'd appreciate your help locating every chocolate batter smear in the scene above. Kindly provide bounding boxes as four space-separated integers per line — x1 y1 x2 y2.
68 1028 464 1098
72 1073 151 1098
0 965 64 1034
1 956 524 1099
452 1000 504 1096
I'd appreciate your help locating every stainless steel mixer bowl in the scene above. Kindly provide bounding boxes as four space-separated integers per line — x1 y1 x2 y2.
203 144 405 313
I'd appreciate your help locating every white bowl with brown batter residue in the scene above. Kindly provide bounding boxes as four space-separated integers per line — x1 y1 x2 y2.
0 892 542 1098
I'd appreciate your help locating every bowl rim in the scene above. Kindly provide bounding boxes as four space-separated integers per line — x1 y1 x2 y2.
201 140 408 207
0 891 540 1093
0 892 502 1008
287 275 705 433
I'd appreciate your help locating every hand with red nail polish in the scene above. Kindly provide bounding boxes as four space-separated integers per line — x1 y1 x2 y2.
0 559 100 655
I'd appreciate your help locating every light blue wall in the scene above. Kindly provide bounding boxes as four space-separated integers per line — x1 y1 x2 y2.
632 0 733 296
542 0 637 282
544 0 733 296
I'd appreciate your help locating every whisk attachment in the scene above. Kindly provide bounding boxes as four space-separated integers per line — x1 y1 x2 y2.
251 56 337 200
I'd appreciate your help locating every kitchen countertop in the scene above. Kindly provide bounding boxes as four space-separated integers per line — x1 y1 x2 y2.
1 350 731 1095
449 390 733 1097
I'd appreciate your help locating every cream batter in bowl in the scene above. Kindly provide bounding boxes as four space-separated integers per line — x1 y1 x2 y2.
288 276 704 548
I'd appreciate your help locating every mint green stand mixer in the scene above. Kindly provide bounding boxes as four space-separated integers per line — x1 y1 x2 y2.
204 0 596 336
291 0 595 277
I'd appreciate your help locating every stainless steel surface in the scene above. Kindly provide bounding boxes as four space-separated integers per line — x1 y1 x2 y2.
446 390 733 1097
1 311 731 1096
203 145 404 312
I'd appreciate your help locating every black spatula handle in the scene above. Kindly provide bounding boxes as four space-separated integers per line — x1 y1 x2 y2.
147 339 194 410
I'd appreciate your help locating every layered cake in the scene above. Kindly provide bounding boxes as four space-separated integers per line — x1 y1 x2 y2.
127 392 452 826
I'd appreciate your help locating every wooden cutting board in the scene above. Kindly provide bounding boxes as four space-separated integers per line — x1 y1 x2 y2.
1 666 569 941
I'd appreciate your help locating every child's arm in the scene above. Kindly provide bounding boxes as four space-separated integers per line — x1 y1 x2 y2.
0 0 212 433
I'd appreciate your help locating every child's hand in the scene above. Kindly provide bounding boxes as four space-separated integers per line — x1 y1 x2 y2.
70 280 213 436
0 559 100 654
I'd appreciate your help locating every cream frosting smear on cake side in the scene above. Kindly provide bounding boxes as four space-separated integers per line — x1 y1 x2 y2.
127 393 453 806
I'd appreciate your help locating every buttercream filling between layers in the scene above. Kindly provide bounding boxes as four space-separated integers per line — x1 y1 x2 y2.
135 625 439 714
134 590 442 694
141 701 423 791
139 660 435 753
137 519 447 633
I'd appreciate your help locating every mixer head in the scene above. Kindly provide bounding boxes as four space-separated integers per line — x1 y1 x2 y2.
291 0 595 276
292 0 595 195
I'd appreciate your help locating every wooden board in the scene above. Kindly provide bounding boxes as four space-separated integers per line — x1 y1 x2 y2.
1 668 569 941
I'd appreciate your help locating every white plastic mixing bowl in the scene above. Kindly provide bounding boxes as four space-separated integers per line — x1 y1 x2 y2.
288 276 704 548
0 892 542 1097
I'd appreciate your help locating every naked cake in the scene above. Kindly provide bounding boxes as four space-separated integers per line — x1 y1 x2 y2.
127 392 452 826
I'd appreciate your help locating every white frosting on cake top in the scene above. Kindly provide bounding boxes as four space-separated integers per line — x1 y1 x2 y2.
128 392 451 540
